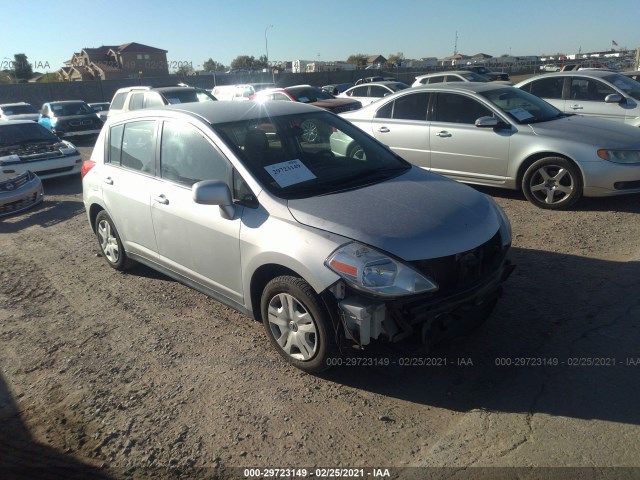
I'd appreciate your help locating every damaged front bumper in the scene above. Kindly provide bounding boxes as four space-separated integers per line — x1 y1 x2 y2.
334 258 515 349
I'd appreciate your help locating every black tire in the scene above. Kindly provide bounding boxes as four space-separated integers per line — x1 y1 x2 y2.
94 210 135 271
261 276 338 373
522 157 582 210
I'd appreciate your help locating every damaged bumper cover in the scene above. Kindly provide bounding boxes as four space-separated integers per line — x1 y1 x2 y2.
336 257 515 348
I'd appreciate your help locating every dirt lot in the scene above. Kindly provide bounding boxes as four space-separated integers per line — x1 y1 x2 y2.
1 141 640 480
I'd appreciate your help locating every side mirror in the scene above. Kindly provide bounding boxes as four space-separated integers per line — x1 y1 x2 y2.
192 180 236 220
605 93 624 104
475 116 499 128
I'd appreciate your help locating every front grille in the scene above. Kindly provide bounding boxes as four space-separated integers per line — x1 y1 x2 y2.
0 171 31 192
59 119 101 132
0 192 39 216
409 231 505 295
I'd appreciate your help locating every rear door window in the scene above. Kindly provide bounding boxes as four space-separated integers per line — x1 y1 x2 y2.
108 120 156 172
376 92 430 121
524 77 565 99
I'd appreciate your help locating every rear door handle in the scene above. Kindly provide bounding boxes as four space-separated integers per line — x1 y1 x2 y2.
436 131 452 137
103 177 114 185
570 104 583 110
153 195 169 205
378 127 390 133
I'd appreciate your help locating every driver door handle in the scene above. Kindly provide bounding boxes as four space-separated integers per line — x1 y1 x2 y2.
436 131 452 137
570 104 583 110
153 195 169 205
378 126 390 133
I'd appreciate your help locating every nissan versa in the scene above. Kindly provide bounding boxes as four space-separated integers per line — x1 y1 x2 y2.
82 101 513 373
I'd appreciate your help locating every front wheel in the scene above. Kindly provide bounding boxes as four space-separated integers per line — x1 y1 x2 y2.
522 157 582 209
261 276 337 373
95 210 135 270
300 120 319 143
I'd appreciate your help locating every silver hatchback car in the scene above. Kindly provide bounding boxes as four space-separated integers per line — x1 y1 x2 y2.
338 83 640 209
82 101 513 373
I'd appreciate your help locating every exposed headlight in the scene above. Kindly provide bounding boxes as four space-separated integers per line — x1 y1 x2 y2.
325 242 438 297
597 149 640 164
60 140 78 155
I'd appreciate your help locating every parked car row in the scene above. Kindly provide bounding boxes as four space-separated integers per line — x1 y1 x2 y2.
0 119 84 216
4 65 637 371
339 81 640 209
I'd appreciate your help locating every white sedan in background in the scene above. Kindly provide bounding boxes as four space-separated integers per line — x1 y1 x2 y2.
338 81 409 106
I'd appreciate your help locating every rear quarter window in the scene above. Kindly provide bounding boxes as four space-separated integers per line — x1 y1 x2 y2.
110 92 127 111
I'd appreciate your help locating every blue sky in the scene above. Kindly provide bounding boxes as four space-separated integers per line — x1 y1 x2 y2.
3 0 638 71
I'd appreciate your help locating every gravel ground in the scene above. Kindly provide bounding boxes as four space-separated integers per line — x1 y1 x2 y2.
1 141 639 480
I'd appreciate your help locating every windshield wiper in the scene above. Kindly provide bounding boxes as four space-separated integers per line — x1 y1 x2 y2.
320 166 410 195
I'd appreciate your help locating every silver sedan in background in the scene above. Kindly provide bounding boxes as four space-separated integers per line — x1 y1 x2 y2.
336 83 640 209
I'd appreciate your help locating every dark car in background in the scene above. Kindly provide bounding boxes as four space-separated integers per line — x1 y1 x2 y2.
38 100 104 138
251 85 362 142
464 65 510 82
321 83 354 95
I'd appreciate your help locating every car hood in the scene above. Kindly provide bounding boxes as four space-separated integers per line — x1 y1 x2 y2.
527 115 640 147
287 167 501 261
309 98 361 111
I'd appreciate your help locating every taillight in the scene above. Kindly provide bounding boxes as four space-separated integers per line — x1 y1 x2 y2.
81 159 96 178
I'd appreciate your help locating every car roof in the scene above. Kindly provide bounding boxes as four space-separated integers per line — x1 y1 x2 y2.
410 82 509 94
106 99 324 125
351 81 405 87
525 70 617 79
45 100 88 105
0 102 32 107
415 71 474 78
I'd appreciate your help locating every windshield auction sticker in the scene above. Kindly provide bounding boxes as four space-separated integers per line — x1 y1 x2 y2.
265 159 316 188
508 107 535 121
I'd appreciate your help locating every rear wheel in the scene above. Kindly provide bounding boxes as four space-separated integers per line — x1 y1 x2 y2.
95 211 135 270
522 157 582 209
261 276 337 373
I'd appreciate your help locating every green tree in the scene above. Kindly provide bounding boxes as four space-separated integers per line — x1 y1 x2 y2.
387 52 405 67
230 55 256 70
202 58 226 72
13 53 33 82
346 54 368 67
175 64 194 76
255 55 269 70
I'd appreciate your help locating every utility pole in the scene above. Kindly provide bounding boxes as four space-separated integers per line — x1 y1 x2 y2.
453 31 458 56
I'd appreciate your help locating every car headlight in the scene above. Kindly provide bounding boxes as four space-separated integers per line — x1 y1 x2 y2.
325 242 438 297
597 149 640 164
